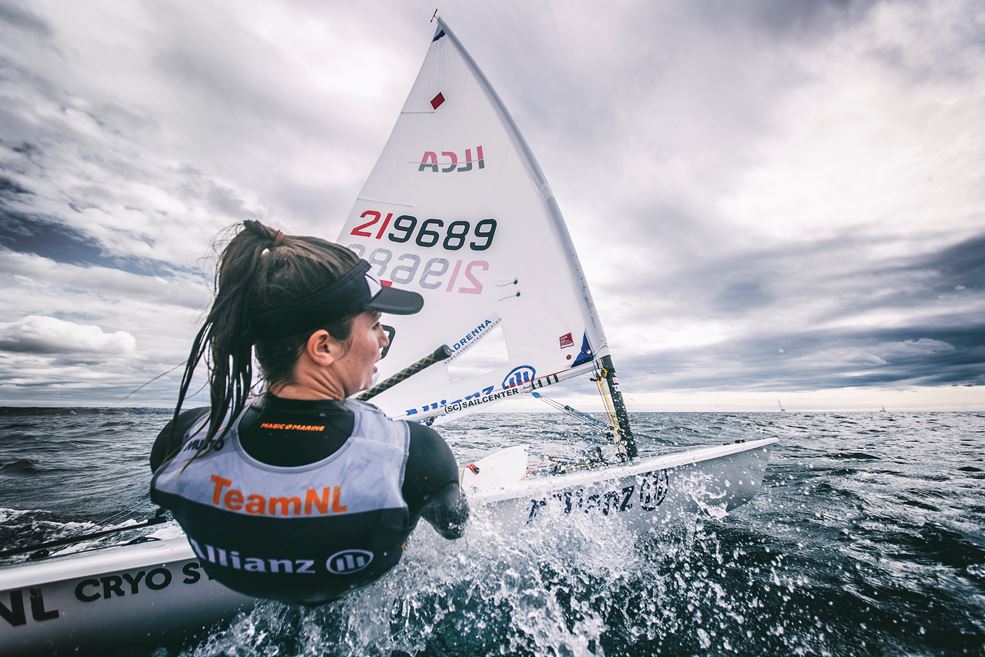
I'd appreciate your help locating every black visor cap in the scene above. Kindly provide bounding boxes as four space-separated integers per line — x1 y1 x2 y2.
364 285 424 315
252 260 424 339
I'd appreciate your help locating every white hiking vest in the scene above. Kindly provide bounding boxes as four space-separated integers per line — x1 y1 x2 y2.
151 399 411 603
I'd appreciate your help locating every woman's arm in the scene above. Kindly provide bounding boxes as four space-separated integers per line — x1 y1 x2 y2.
402 422 469 538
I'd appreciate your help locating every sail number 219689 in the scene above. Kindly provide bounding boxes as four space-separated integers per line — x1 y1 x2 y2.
350 211 497 251
348 210 496 295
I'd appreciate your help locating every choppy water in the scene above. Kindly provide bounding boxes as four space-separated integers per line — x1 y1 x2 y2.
1 408 983 656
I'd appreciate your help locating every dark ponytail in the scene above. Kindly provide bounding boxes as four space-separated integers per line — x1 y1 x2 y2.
170 220 360 454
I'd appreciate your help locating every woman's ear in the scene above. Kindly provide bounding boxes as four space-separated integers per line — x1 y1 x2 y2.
305 329 337 367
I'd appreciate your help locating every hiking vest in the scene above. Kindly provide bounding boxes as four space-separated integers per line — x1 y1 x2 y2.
151 399 411 604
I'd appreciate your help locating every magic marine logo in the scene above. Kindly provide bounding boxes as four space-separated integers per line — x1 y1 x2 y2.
418 145 485 173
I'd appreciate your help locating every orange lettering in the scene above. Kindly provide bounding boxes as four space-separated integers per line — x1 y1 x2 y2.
305 487 330 514
209 479 343 517
210 474 232 506
332 486 347 513
269 496 302 516
257 422 325 432
224 488 244 511
245 494 265 515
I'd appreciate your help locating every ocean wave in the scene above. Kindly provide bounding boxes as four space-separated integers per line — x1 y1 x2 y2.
901 498 941 512
915 524 985 569
98 420 138 429
827 451 879 460
0 421 38 430
0 458 40 474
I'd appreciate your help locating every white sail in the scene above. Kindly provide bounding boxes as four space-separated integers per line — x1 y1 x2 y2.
338 18 608 420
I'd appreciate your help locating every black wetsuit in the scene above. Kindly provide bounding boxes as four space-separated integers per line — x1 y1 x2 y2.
149 395 468 603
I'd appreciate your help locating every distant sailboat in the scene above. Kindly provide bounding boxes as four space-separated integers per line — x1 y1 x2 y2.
777 398 786 412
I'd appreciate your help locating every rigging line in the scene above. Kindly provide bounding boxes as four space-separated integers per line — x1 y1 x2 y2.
188 378 209 399
73 493 160 538
95 502 149 528
117 360 186 402
531 391 612 431
0 511 169 560
594 365 619 429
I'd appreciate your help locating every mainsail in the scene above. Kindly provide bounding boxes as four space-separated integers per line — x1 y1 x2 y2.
338 18 625 441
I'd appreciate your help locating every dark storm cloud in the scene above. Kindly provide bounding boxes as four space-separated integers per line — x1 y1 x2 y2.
614 228 985 391
712 281 773 314
0 0 51 37
609 226 985 326
630 318 985 390
0 174 30 197
817 231 985 320
176 164 261 221
912 231 985 290
0 207 184 277
742 0 876 37
48 355 105 367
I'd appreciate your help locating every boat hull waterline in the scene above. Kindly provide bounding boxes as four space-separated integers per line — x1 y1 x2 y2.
0 438 775 655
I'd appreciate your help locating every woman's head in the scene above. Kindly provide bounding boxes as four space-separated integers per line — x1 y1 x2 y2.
172 220 422 448
225 220 361 386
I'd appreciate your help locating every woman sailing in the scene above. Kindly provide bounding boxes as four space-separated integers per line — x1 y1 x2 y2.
150 220 468 603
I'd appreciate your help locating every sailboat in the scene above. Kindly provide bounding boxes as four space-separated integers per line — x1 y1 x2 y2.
0 18 776 656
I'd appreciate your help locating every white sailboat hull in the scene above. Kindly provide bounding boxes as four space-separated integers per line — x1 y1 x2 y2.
0 438 776 656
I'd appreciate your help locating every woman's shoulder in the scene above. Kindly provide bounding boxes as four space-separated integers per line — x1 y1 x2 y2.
149 406 210 472
404 421 454 464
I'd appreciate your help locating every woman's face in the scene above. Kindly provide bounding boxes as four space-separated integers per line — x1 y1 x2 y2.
331 311 389 396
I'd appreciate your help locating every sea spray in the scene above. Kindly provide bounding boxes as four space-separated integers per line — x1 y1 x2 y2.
174 468 760 657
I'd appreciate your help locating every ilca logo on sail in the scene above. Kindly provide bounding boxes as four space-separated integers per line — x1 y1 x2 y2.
326 549 374 575
418 145 485 173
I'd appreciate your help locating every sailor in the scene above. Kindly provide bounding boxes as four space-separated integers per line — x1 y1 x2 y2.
149 220 468 604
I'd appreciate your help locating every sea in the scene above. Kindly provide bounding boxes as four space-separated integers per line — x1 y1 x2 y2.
1 408 983 657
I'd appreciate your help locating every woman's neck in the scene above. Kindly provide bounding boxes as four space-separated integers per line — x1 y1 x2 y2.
268 360 349 400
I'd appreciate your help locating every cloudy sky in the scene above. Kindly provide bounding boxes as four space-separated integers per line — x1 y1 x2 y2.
0 0 982 410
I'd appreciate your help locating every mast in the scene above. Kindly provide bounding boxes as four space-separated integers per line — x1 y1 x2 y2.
599 356 638 459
